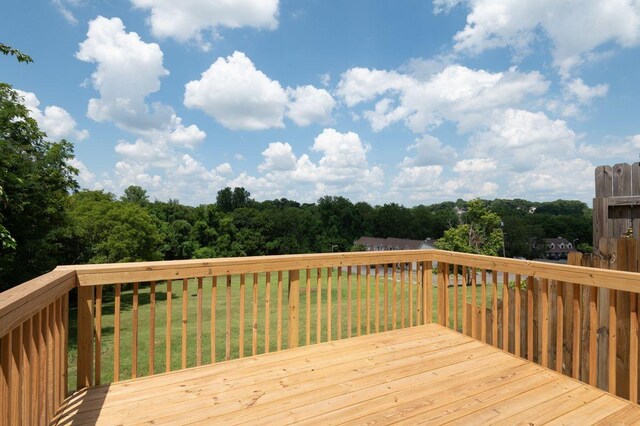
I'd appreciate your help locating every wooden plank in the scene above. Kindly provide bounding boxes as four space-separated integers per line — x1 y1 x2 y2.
633 162 640 196
114 284 121 382
631 291 638 403
556 281 563 373
327 268 332 341
76 285 94 389
226 275 232 360
462 266 467 335
197 277 203 365
595 165 613 198
239 274 245 358
471 268 477 339
443 265 449 328
515 274 522 357
572 283 581 380
38 309 46 424
263 273 269 354
481 269 487 342
453 266 459 331
415 264 421 326
166 280 172 371
46 303 54 419
541 279 549 368
21 318 31 425
492 270 498 347
9 326 21 424
348 266 352 337
337 268 342 340
604 195 640 206
527 276 534 362
400 266 406 329
289 269 300 349
252 273 258 356
306 269 311 346
317 268 322 343
384 266 389 331
590 285 598 386
426 262 433 325
613 163 633 197
366 266 371 334
438 264 446 327
609 288 617 394
94 285 102 385
211 276 217 362
503 272 510 352
149 281 156 374
132 283 139 378
181 278 188 368
357 267 362 335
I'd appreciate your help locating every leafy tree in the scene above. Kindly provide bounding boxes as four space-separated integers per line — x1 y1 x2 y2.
121 185 150 206
0 84 78 288
436 199 504 257
0 43 33 63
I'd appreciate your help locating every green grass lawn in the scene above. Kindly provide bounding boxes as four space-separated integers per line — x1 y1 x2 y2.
67 268 504 389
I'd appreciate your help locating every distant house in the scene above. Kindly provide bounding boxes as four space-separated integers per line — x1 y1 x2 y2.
353 236 436 251
543 237 576 260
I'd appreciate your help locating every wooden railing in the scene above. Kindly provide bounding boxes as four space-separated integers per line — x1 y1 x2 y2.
2 249 640 424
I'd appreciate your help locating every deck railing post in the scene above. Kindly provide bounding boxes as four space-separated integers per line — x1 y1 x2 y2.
77 285 94 389
437 263 446 326
288 270 300 348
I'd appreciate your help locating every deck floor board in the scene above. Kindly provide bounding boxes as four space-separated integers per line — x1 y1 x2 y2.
55 324 640 425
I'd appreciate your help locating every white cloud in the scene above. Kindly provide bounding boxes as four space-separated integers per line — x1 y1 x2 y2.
52 0 78 24
67 158 97 188
184 51 287 131
259 142 297 172
319 73 331 87
452 158 497 173
215 163 233 175
447 0 640 75
337 64 549 133
565 78 609 104
77 16 205 148
17 90 89 141
131 0 279 49
286 85 335 126
114 138 175 168
401 135 457 167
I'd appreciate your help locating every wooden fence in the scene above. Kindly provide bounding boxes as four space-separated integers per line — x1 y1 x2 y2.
3 249 640 424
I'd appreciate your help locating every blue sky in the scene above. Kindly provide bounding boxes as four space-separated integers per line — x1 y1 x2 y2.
2 0 640 206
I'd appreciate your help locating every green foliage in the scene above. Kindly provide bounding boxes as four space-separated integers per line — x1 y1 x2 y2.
0 84 78 289
436 199 504 256
121 185 150 206
577 242 593 254
0 43 33 63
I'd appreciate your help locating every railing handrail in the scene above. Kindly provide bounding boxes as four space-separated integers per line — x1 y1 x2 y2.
0 268 76 338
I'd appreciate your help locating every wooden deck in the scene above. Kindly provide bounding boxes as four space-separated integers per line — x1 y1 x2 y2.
55 324 640 425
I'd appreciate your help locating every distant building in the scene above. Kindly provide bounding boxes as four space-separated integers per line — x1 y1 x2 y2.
543 237 576 260
353 236 436 251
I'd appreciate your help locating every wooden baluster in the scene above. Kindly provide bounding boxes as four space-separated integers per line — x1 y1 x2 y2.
11 326 22 423
264 273 269 354
277 271 282 351
337 267 342 340
401 265 406 328
357 267 362 336
252 273 258 356
416 263 422 326
0 332 9 426
366 266 371 335
30 315 39 422
327 268 332 341
21 318 31 424
306 268 311 346
471 268 477 339
453 265 459 332
409 265 413 328
38 310 46 424
226 275 232 360
491 271 498 347
461 266 467 335
375 265 380 332
182 278 188 367
541 279 549 368
556 281 564 374
211 276 217 362
197 277 203 366
423 262 429 325
348 266 353 338
503 272 509 352
392 265 397 330
288 270 300 349
528 277 534 362
630 292 638 402
384 265 389 331
572 283 581 380
239 274 245 358
609 288 617 394
481 269 487 342
132 282 139 378
514 274 522 357
317 268 322 343
55 298 63 408
77 286 93 389
62 294 69 398
149 281 156 374
46 303 54 419
166 280 172 372
589 285 598 386
94 286 102 385
114 283 121 381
